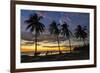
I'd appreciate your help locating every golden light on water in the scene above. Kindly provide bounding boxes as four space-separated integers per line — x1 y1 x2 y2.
21 40 79 53
21 44 74 53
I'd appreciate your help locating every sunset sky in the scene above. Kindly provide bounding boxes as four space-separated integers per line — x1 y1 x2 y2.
21 10 89 53
21 10 89 32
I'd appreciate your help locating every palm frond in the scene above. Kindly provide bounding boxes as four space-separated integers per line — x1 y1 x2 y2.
25 13 45 34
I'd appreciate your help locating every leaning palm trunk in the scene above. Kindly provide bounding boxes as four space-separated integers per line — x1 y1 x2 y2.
57 36 61 54
68 37 72 53
83 38 86 46
34 30 37 56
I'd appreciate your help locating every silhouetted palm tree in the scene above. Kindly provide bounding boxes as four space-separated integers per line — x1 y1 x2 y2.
74 25 88 46
61 22 72 53
49 21 61 54
25 13 45 56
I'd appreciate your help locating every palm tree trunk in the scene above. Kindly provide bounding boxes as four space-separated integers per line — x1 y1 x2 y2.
83 38 86 46
68 37 71 53
57 36 61 54
34 30 37 56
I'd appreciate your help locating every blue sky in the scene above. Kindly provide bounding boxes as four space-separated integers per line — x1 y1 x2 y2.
21 9 89 33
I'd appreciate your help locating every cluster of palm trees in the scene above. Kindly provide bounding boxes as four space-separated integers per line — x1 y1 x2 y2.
25 13 88 56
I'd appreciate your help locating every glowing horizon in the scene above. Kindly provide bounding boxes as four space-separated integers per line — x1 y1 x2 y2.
21 44 74 52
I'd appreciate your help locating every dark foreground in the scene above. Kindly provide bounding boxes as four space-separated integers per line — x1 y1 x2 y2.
21 45 89 63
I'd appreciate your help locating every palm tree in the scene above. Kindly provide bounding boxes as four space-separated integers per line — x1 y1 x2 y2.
74 25 88 46
61 22 72 53
49 21 61 54
25 13 45 56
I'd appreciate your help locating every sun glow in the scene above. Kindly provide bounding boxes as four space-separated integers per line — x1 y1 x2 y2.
21 43 73 53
